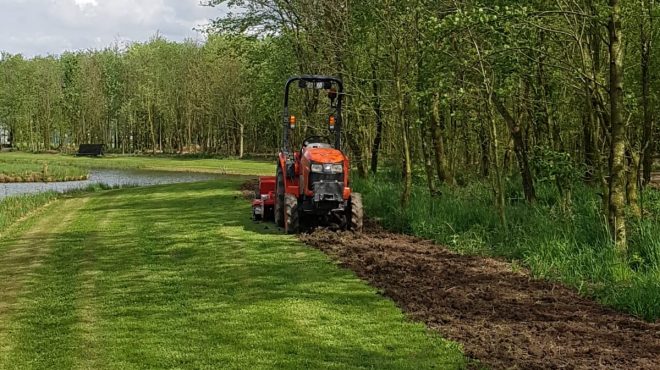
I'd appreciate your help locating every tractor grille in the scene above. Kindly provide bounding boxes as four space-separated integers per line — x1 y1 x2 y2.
309 172 344 185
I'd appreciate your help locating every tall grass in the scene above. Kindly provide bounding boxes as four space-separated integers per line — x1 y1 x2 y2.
0 192 60 232
0 159 88 182
0 184 122 234
354 171 660 321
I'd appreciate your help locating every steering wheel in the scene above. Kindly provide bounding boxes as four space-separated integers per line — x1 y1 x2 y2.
302 136 331 148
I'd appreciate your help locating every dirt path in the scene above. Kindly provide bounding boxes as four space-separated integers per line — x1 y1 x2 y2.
301 226 660 370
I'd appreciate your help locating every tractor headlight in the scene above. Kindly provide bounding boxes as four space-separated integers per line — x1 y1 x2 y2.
311 163 343 174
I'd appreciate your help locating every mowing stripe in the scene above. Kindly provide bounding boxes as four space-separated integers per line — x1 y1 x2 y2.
0 181 466 369
71 197 113 370
0 198 88 367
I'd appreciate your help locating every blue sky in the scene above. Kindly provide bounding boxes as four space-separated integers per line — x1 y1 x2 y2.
0 0 227 57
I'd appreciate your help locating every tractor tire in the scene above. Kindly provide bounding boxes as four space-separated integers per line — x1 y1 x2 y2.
284 193 300 234
274 167 285 227
348 193 364 232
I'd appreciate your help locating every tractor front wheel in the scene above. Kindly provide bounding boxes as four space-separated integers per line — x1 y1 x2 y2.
347 193 364 232
284 193 300 234
275 167 285 227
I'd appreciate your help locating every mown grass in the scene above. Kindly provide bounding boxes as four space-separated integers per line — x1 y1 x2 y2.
0 179 466 368
354 172 660 321
0 152 274 176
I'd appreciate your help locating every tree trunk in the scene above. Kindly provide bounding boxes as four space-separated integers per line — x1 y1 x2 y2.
487 100 507 227
608 0 628 253
419 97 438 195
239 122 244 159
641 1 654 185
397 78 412 207
370 64 383 174
148 102 157 155
535 33 553 148
480 126 490 178
583 84 597 182
492 93 536 203
627 150 641 218
347 134 368 178
430 93 454 185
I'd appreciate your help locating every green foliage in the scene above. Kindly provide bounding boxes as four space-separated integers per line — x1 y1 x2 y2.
531 146 583 196
0 35 291 155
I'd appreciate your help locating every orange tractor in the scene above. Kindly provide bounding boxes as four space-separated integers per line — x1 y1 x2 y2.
252 75 363 234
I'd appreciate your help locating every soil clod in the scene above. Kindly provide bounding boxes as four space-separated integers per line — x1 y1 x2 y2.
240 179 259 199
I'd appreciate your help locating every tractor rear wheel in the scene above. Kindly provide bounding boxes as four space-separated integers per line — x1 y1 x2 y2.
284 193 300 234
275 167 285 227
347 193 364 232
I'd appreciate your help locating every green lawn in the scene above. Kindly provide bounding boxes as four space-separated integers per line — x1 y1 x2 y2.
0 152 274 176
0 179 465 369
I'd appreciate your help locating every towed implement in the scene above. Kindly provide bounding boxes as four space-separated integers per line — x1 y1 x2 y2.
252 75 363 234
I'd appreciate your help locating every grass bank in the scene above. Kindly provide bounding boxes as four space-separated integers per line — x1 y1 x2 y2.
0 152 273 176
0 179 465 368
0 158 88 183
0 184 126 235
354 174 660 321
0 192 60 233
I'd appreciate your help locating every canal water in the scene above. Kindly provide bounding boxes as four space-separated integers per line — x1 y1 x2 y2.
0 169 222 199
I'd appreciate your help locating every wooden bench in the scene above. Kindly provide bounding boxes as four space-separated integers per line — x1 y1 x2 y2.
76 144 105 157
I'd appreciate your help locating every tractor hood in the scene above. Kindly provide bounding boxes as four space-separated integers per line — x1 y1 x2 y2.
303 147 346 164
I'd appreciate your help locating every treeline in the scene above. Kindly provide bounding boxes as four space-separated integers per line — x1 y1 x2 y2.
205 0 659 253
1 0 659 252
0 35 293 156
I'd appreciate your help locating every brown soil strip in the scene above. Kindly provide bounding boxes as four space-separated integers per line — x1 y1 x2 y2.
301 226 660 370
240 179 259 199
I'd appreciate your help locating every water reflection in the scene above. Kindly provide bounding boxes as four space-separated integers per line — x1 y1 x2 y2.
0 169 222 199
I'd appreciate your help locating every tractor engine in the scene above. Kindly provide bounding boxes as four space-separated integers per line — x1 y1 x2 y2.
300 146 348 212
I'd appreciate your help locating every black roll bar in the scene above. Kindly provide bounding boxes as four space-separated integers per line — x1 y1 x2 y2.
282 75 344 154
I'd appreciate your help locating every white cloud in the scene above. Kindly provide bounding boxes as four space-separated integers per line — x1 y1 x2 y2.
0 0 228 57
73 0 98 8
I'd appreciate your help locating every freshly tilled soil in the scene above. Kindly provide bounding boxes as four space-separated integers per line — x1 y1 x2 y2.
240 179 259 199
300 225 660 370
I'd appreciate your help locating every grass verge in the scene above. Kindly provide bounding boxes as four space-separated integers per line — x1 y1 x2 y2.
0 158 88 183
0 179 466 368
0 192 60 233
354 174 660 321
0 184 126 235
0 152 273 176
